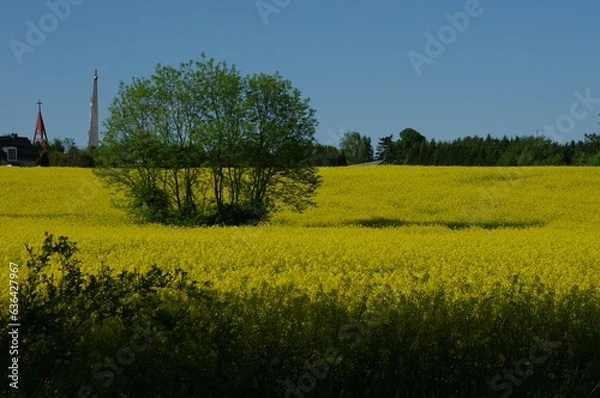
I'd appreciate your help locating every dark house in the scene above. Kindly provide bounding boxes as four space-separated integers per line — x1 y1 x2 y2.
0 134 39 166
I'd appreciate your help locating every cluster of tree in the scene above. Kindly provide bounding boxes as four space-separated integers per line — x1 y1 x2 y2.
95 55 320 226
311 131 374 166
312 128 600 167
37 138 96 167
375 130 600 166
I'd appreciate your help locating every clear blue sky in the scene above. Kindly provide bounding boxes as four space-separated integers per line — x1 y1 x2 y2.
1 0 599 147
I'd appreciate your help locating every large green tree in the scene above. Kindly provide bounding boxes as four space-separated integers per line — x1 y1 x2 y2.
96 55 320 225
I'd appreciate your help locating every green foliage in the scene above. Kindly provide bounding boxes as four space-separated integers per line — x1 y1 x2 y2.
49 138 66 153
46 138 96 167
375 134 395 162
375 129 600 166
1 233 212 397
96 55 320 226
36 150 50 167
130 183 172 223
311 143 347 166
339 131 373 164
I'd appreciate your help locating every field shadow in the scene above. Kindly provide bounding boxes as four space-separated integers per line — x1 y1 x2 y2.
345 217 545 230
0 213 80 219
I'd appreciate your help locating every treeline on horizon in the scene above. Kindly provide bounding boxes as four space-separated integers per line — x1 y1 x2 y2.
41 129 600 168
313 129 600 167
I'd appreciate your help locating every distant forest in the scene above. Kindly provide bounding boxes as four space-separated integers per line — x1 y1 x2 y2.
45 129 600 168
313 129 600 167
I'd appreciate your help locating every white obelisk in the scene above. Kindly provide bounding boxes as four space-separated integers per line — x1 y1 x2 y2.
88 69 99 147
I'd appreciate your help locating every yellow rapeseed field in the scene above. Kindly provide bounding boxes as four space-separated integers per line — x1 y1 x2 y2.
1 166 599 308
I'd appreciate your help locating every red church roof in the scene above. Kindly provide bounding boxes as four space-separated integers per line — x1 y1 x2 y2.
32 100 48 147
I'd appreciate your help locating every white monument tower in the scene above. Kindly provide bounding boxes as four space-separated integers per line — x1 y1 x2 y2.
88 69 99 147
